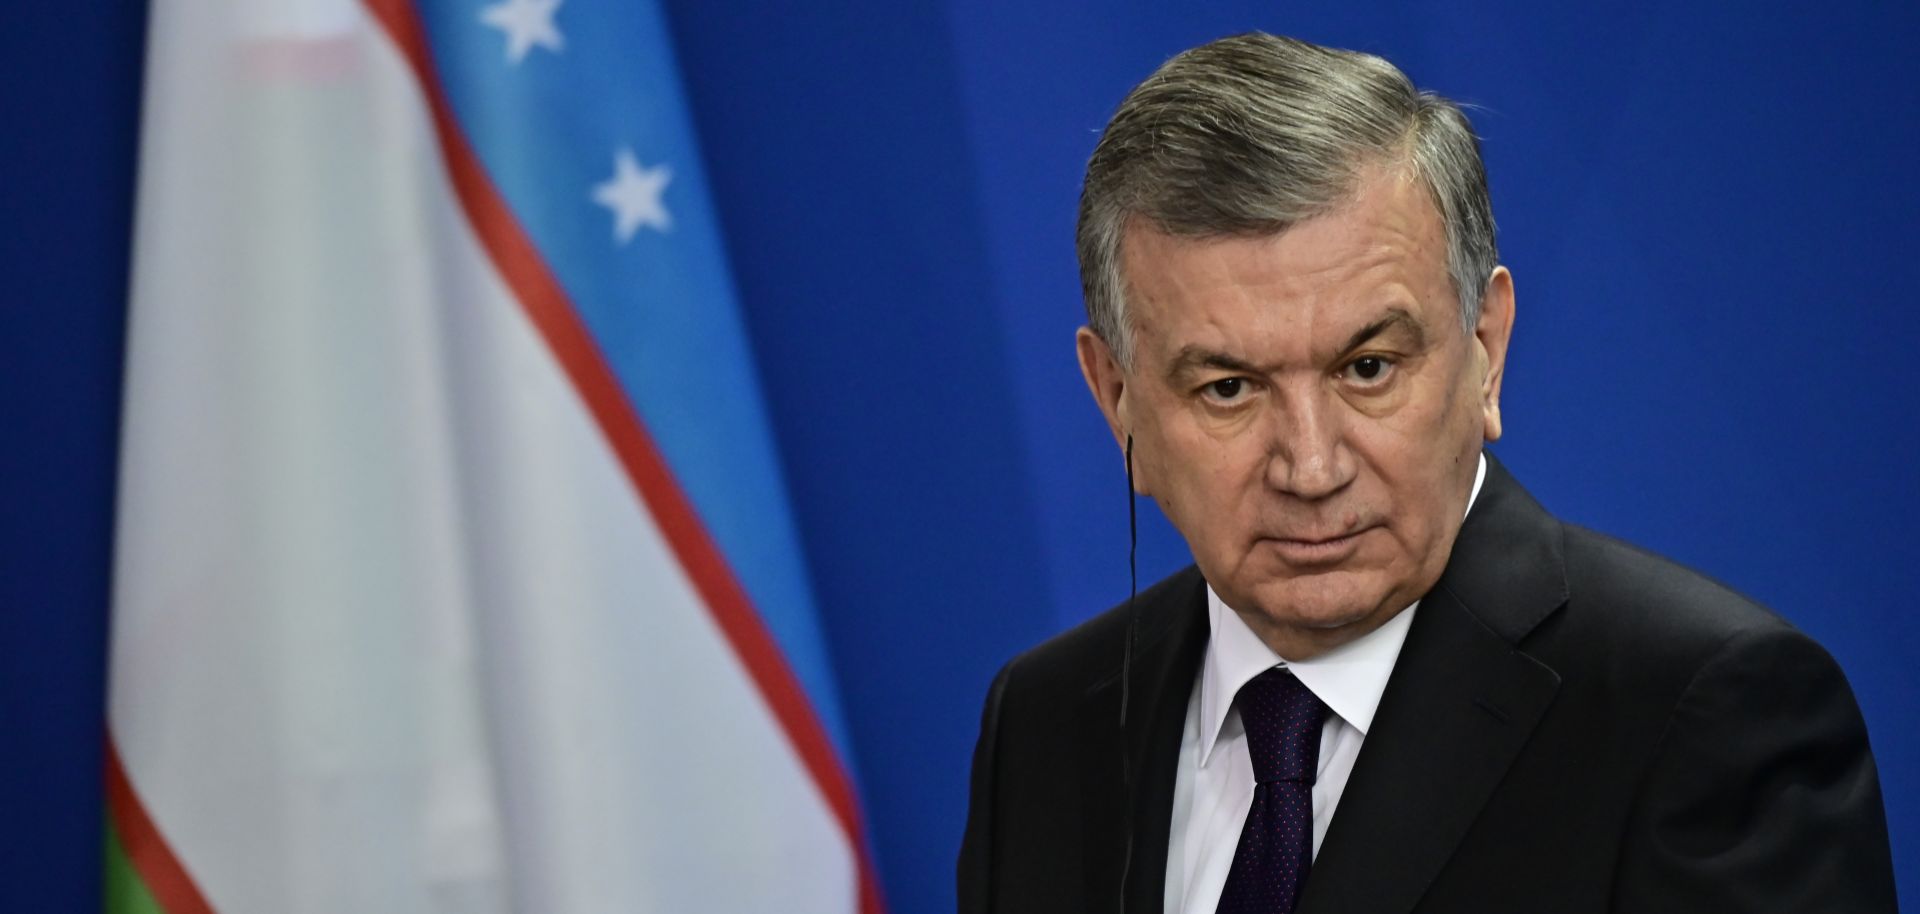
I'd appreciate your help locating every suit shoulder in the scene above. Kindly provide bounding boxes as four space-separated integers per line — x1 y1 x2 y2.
1551 523 1804 663
995 565 1205 703
1579 528 1896 908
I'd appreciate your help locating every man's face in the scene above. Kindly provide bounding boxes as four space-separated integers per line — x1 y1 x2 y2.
1078 165 1515 659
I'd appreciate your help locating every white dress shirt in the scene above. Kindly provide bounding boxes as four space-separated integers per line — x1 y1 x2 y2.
1163 454 1487 914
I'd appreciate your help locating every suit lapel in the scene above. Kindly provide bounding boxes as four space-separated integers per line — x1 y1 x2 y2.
1295 456 1568 914
1074 568 1210 914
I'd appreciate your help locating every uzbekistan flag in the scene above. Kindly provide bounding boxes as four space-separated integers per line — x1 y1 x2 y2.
106 0 882 910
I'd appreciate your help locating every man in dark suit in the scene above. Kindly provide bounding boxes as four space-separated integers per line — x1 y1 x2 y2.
958 32 1897 913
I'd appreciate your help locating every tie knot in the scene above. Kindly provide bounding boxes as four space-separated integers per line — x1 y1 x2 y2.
1237 667 1328 785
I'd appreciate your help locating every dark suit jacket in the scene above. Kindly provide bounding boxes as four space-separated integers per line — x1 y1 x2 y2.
959 457 1897 913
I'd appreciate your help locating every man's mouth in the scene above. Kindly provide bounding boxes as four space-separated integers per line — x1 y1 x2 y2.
1260 527 1370 565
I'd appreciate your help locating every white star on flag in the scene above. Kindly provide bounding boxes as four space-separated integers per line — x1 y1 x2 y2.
479 0 564 65
593 149 673 243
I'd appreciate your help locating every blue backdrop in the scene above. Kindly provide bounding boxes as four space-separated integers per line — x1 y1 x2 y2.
3 2 1913 912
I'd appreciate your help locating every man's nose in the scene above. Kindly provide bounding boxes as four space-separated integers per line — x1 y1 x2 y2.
1263 390 1355 501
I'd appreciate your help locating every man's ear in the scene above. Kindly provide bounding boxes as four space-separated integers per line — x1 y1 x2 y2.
1474 266 1516 442
1076 327 1139 486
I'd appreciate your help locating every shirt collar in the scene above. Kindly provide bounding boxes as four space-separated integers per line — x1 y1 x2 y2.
1196 453 1488 768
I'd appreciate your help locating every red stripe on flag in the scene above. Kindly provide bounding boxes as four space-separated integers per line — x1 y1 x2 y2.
105 734 217 914
359 4 886 911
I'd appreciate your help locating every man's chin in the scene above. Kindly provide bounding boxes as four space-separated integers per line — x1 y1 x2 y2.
1256 601 1382 633
1226 575 1402 652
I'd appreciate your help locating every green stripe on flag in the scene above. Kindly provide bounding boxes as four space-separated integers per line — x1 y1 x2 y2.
104 820 165 914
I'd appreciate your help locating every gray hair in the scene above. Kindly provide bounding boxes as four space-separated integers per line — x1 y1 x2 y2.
1077 32 1498 367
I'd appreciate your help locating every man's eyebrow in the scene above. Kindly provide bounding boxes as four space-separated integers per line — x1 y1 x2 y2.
1165 347 1262 382
1163 308 1429 382
1338 308 1426 357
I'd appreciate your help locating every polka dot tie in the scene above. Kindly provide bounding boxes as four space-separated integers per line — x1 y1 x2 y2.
1215 667 1328 914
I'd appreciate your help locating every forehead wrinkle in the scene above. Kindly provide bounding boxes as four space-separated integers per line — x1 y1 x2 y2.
1276 173 1446 299
1122 169 1453 376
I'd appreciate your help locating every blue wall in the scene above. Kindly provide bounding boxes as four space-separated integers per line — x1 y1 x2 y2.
3 2 1913 912
0 1 145 910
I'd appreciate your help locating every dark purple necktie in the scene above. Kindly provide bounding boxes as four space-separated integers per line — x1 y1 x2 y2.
1216 667 1328 914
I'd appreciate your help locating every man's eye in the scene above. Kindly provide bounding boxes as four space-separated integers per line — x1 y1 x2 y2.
1205 378 1247 401
1346 357 1393 384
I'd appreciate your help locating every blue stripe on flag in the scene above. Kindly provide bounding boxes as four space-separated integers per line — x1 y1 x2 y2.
411 0 854 762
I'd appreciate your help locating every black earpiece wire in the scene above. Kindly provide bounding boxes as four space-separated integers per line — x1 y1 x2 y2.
1118 434 1138 911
